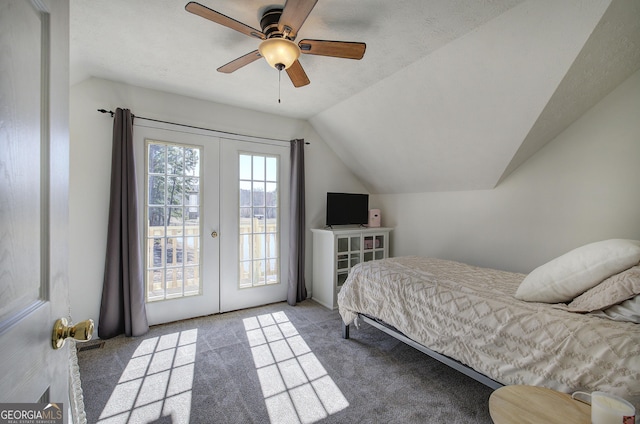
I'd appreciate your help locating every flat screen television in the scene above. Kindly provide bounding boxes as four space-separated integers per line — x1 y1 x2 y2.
326 192 369 226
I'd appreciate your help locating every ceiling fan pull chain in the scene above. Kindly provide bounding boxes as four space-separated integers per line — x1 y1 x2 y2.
278 69 282 104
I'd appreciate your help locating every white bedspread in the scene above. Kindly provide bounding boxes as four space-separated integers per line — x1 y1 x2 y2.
338 256 640 408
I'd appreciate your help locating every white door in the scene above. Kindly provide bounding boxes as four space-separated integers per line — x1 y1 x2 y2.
134 124 220 326
220 139 290 312
0 0 70 412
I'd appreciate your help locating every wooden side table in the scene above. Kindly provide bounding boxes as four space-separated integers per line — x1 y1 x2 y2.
489 385 590 424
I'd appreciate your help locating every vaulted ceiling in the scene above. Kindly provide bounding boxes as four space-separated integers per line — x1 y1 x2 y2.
70 0 640 193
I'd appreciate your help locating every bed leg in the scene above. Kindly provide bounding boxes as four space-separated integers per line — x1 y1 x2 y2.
342 321 350 339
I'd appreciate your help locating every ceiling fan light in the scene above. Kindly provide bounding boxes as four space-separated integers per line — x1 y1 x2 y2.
258 38 301 70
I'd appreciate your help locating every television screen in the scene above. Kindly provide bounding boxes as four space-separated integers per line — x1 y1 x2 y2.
326 192 369 226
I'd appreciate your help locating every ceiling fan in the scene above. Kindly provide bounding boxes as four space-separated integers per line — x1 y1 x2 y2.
185 0 366 88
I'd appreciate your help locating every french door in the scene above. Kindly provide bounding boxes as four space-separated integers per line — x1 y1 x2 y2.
135 124 220 325
135 124 289 324
220 139 289 312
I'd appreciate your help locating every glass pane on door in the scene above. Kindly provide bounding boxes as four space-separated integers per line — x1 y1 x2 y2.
145 140 202 301
238 153 280 289
350 236 360 251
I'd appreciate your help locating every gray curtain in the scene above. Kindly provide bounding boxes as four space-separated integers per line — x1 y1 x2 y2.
288 139 307 305
98 108 149 339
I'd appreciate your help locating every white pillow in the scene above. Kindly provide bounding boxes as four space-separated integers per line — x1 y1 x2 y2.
590 295 640 324
515 239 640 303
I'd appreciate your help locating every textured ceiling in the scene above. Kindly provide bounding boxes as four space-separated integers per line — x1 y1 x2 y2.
309 0 640 193
499 0 640 183
70 0 525 119
70 0 640 193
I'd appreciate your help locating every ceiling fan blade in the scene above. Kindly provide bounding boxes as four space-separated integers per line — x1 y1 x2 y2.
217 50 262 73
278 0 318 39
286 60 310 87
298 40 366 59
185 2 265 40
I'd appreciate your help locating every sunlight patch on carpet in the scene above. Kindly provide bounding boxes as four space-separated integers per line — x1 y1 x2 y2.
244 311 349 424
97 329 197 423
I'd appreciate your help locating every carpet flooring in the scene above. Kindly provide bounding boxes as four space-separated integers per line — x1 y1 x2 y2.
77 300 494 423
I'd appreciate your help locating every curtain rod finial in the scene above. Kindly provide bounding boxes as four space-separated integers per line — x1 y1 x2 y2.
97 108 115 117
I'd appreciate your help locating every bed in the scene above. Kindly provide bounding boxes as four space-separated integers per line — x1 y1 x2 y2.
337 240 640 411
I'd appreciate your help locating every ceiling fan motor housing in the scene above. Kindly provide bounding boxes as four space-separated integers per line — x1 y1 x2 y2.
260 8 287 39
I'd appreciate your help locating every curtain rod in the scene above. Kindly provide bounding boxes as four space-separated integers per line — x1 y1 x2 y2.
97 109 309 144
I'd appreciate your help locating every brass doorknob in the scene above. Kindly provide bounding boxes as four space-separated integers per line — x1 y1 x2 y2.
211 231 218 238
52 318 94 350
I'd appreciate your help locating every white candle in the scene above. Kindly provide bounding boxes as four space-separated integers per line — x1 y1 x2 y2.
591 393 635 424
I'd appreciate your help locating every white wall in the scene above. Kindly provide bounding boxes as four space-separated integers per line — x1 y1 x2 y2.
69 77 366 333
71 69 640 332
372 69 640 274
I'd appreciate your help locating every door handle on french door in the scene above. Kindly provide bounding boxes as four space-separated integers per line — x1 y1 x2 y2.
52 318 94 349
211 231 218 238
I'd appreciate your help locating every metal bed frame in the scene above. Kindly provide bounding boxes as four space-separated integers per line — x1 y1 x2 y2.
342 313 503 390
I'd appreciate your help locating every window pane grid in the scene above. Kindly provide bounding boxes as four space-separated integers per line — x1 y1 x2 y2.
146 140 202 302
238 153 279 289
